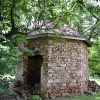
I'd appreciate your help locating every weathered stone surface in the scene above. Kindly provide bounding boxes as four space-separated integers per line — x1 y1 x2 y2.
48 79 54 84
16 38 89 97
47 39 89 96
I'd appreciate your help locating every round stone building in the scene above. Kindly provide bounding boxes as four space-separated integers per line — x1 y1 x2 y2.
16 25 91 97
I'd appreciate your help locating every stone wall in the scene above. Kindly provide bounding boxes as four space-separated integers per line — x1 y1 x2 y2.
26 38 49 91
47 39 89 96
16 37 89 97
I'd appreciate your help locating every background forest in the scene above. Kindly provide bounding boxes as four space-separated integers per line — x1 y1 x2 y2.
0 0 100 92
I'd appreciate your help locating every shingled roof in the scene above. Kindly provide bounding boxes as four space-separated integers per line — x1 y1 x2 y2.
54 25 84 37
27 25 91 47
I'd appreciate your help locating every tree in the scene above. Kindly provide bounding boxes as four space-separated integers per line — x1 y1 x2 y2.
89 38 100 76
0 0 99 38
0 0 100 76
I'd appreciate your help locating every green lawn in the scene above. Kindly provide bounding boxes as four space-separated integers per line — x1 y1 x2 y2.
56 93 100 100
56 77 100 100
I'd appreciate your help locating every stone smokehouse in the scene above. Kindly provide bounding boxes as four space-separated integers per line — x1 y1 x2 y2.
16 25 91 96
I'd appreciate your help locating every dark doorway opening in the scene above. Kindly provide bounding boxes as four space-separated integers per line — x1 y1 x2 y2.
26 55 43 89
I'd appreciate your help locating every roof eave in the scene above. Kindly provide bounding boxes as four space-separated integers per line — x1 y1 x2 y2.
27 33 91 47
61 35 92 47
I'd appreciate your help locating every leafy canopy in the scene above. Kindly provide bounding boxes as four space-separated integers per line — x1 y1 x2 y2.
0 0 100 76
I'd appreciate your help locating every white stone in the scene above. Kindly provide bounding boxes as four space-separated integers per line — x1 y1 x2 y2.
68 58 70 62
48 48 52 54
71 80 76 83
48 63 57 67
48 79 54 84
60 64 66 67
48 69 54 73
48 63 52 66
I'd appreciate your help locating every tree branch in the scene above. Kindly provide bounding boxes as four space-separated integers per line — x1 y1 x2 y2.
0 0 2 21
89 10 100 21
11 0 16 31
4 0 27 37
88 20 99 40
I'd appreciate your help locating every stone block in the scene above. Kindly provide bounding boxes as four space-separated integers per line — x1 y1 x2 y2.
48 74 53 78
62 83 66 87
69 82 77 86
48 48 52 54
47 83 51 87
48 79 54 84
60 64 66 67
59 67 65 71
47 89 52 93
54 79 60 83
71 80 76 83
48 69 54 73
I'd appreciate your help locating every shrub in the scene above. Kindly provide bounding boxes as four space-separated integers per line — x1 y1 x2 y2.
31 95 42 100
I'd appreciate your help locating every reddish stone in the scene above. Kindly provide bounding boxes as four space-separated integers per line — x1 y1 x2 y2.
17 36 89 97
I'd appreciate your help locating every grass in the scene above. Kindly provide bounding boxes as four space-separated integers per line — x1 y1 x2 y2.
56 77 100 100
56 93 100 100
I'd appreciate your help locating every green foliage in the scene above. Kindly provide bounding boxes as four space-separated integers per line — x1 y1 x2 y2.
0 76 14 93
0 0 99 91
89 38 100 76
31 95 42 100
0 44 17 75
11 34 27 46
0 0 99 37
38 88 46 99
56 92 100 100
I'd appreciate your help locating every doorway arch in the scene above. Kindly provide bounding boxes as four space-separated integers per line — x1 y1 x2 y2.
26 55 43 89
